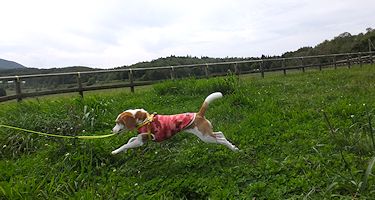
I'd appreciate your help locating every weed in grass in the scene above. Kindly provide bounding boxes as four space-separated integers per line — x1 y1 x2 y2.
322 107 375 197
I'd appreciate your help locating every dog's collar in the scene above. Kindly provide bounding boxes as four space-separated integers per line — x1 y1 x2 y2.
136 112 156 129
136 113 156 140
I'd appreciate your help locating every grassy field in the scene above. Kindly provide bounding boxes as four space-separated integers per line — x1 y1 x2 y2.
1 65 375 199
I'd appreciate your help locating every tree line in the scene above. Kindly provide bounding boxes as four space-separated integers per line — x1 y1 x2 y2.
1 28 374 96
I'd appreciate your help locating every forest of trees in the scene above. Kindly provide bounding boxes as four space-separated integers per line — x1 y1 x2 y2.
0 28 374 96
283 27 375 57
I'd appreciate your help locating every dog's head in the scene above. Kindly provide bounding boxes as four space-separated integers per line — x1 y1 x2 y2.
112 109 148 134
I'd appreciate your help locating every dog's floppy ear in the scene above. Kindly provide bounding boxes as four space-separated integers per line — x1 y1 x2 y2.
135 111 147 121
119 112 137 130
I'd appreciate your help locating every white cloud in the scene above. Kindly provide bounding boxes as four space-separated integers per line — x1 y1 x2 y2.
0 0 374 68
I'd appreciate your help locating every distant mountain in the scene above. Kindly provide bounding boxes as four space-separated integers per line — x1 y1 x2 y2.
0 66 96 76
0 58 26 70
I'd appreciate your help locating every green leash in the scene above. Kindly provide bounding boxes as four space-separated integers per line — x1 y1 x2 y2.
0 124 116 139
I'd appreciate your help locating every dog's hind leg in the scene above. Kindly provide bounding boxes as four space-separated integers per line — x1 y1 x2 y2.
186 128 239 151
213 131 239 151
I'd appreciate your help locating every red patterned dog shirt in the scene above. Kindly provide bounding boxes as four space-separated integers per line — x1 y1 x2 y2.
137 113 196 142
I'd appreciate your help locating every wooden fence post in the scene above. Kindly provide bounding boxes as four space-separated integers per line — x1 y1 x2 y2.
204 63 209 78
234 63 240 75
170 66 175 80
129 69 134 93
301 57 305 72
77 72 83 98
347 54 351 68
319 60 322 71
333 56 337 69
370 52 374 64
15 76 22 102
358 53 362 67
282 59 286 75
260 61 264 78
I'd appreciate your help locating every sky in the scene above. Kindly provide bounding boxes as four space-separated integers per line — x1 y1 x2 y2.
0 0 374 69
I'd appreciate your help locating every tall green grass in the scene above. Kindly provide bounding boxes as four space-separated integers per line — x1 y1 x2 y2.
1 65 375 199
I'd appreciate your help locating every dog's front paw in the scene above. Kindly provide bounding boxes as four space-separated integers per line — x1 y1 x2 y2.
112 149 127 155
111 150 120 155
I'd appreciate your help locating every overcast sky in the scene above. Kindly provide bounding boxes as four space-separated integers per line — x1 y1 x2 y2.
0 0 374 69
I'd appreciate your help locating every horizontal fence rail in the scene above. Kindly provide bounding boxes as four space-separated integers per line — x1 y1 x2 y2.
0 51 374 102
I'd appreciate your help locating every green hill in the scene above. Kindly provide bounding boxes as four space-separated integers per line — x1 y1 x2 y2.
283 28 375 57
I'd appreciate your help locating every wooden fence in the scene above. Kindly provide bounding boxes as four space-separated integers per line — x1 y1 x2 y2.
0 51 374 103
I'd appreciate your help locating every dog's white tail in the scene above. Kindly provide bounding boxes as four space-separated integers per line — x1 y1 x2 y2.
198 92 223 117
205 92 223 104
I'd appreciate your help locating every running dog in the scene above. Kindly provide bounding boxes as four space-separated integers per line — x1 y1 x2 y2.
111 92 239 154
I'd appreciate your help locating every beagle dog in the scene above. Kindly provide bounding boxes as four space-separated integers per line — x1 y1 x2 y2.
111 92 239 154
